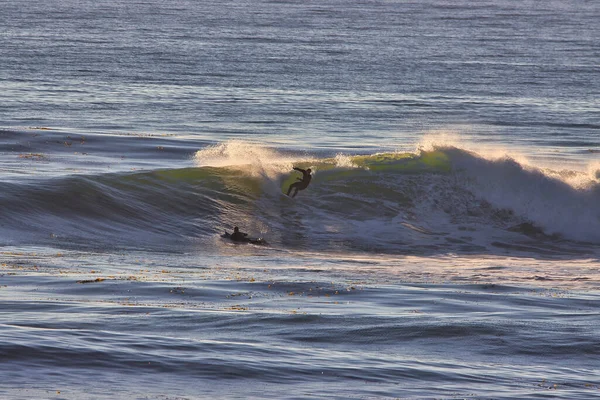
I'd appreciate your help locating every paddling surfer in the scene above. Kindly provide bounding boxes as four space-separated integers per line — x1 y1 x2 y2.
229 226 248 242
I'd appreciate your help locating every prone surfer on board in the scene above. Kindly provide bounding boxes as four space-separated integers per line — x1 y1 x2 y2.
222 226 267 245
229 226 248 242
286 167 312 198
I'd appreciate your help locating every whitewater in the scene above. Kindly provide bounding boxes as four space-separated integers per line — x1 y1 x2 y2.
1 0 599 399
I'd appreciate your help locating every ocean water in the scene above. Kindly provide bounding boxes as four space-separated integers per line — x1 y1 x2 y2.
1 0 599 398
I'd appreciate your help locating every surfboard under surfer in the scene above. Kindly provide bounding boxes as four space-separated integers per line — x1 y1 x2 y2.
286 167 312 198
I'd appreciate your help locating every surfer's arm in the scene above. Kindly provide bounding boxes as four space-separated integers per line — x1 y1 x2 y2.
293 167 306 173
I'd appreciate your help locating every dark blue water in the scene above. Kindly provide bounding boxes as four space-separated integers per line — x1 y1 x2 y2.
1 0 599 398
1 0 599 153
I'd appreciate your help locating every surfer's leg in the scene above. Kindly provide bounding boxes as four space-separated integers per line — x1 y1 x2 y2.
287 182 299 197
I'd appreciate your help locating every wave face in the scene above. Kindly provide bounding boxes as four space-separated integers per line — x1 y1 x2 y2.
2 141 599 255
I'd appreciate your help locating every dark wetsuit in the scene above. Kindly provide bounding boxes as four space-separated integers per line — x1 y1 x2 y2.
286 167 312 198
230 230 248 242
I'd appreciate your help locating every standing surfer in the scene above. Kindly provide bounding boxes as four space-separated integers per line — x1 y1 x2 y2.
286 167 312 198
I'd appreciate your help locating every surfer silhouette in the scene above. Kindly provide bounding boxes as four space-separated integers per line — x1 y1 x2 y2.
223 226 267 245
286 167 312 198
229 226 248 241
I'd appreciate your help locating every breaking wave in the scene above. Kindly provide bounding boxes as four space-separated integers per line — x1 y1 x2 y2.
1 141 598 255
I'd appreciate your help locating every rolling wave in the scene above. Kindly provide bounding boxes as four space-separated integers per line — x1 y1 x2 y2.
2 141 599 254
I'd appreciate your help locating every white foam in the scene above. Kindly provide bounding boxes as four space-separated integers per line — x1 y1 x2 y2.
444 147 600 242
194 141 312 180
333 153 358 169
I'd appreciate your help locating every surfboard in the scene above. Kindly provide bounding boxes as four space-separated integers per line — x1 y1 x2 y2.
280 192 294 200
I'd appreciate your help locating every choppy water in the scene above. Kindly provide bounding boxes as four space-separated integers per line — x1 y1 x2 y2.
1 0 599 398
